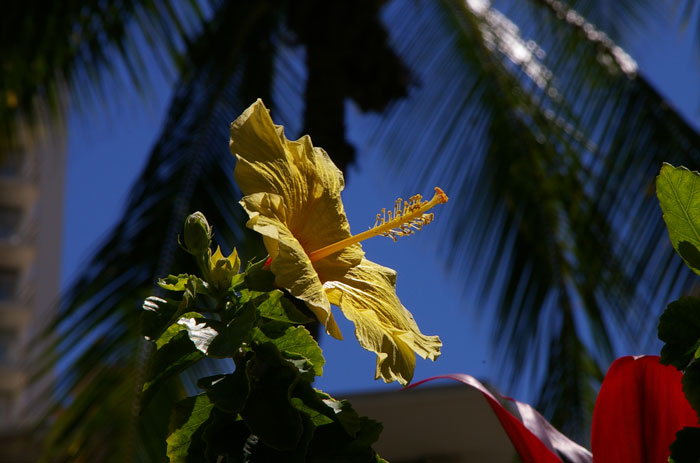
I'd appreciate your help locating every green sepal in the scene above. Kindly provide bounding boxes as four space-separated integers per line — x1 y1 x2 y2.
209 246 241 291
656 163 700 276
669 427 700 463
166 394 214 463
658 297 700 370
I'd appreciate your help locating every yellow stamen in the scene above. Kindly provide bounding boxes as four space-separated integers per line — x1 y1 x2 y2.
308 187 448 263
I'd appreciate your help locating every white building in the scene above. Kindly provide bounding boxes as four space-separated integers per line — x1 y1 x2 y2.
350 384 519 462
0 120 65 458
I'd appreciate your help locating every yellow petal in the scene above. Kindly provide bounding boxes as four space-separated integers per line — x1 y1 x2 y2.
239 192 342 340
323 259 442 385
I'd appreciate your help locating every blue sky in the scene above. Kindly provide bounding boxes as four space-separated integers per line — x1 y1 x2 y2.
60 3 700 399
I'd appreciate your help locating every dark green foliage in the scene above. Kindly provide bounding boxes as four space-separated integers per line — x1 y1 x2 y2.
659 297 700 370
166 395 214 463
670 427 700 463
656 166 700 457
142 330 205 408
143 212 384 461
28 0 700 456
683 362 700 421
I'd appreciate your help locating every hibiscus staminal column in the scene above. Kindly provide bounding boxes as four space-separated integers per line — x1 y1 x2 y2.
231 99 445 385
308 187 449 263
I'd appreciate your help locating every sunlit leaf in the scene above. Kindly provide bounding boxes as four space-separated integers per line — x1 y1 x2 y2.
166 394 214 463
254 324 324 377
257 290 315 324
142 331 205 408
657 163 700 276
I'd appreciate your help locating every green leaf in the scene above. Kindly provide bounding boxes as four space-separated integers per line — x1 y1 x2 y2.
289 383 336 428
178 316 223 354
155 312 204 349
290 397 334 427
198 369 249 414
201 409 251 461
243 413 316 463
306 416 384 463
257 290 314 324
142 295 184 341
167 394 214 463
658 297 700 370
159 274 192 292
656 163 700 276
207 302 256 357
239 288 266 305
244 258 276 291
682 361 700 420
241 343 304 451
669 427 700 463
177 303 255 358
313 390 362 438
142 331 205 408
288 383 364 438
254 325 324 377
158 274 209 295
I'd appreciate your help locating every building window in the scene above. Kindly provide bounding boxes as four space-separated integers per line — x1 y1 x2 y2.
0 207 22 240
0 328 17 364
0 268 18 301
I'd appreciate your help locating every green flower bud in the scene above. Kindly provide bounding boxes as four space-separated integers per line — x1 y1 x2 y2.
183 211 212 256
209 246 241 289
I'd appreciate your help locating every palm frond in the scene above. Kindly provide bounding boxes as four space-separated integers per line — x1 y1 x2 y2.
0 0 209 153
346 0 700 438
33 3 283 459
33 1 412 459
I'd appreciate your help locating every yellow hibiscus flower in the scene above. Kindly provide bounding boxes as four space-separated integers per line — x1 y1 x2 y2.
230 99 446 385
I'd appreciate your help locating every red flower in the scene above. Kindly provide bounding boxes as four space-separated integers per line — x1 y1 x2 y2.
591 356 697 463
409 356 698 463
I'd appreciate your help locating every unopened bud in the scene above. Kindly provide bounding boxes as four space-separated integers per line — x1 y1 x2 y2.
183 211 212 256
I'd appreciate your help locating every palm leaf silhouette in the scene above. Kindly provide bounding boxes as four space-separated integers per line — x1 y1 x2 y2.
14 0 700 458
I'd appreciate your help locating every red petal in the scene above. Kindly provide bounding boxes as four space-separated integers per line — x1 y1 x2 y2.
407 374 590 462
591 355 698 463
